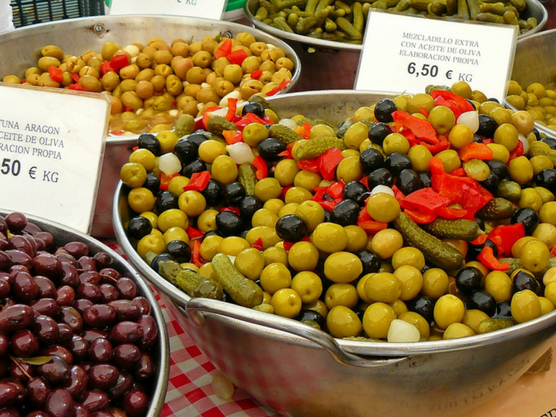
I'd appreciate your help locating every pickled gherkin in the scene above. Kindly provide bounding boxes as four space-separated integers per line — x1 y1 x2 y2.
295 136 347 159
158 260 224 300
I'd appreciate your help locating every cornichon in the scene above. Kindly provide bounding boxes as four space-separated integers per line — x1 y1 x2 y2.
206 115 238 136
475 197 516 220
476 318 516 334
211 253 264 308
495 180 522 201
335 17 362 39
158 260 224 300
295 136 347 160
498 257 556 278
173 114 195 138
421 218 484 241
268 123 305 144
393 212 465 271
238 163 257 195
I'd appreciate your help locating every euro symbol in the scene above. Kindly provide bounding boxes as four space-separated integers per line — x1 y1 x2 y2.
446 70 453 80
29 166 37 179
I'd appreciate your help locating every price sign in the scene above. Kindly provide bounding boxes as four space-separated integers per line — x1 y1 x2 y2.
0 84 110 234
108 0 227 20
355 11 518 101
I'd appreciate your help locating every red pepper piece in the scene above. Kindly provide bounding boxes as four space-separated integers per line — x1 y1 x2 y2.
228 49 248 65
318 200 338 212
110 53 130 71
280 185 293 201
100 60 114 76
183 171 211 192
458 142 493 161
251 237 264 251
278 145 293 160
266 79 291 97
252 155 268 180
422 139 451 154
400 187 451 214
470 233 488 246
225 98 238 121
159 172 179 191
403 208 437 224
214 38 232 60
477 246 510 271
318 148 344 181
551 243 556 257
70 73 81 83
202 106 222 129
48 66 63 83
327 182 345 200
488 235 505 257
235 112 269 129
191 240 205 268
391 184 406 203
222 130 244 145
430 90 474 116
297 159 320 173
487 223 525 257
250 69 263 80
68 83 86 91
358 219 389 234
437 206 468 219
450 168 466 176
221 206 241 215
508 140 524 161
186 226 204 240
392 110 438 144
312 186 328 202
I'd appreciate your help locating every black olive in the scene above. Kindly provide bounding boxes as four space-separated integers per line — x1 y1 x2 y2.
467 238 498 261
477 114 498 139
181 159 207 178
466 99 477 110
205 230 224 238
407 295 435 324
201 179 223 207
239 196 263 223
295 309 325 328
368 122 392 146
455 266 483 294
512 270 542 295
166 240 192 264
257 138 286 162
323 209 331 223
480 171 500 192
540 136 556 149
150 253 176 273
174 138 199 163
475 217 486 231
472 133 483 143
216 211 245 237
137 132 161 156
486 159 509 180
534 168 556 193
374 98 397 123
187 132 209 148
242 102 265 118
368 167 394 189
359 147 385 174
397 168 421 195
531 127 540 140
418 171 432 188
384 153 411 176
487 97 500 103
275 214 308 242
494 301 512 319
222 182 246 207
466 290 496 317
343 181 370 206
330 199 360 226
511 207 538 234
143 172 161 194
127 216 152 240
356 250 381 274
155 191 178 213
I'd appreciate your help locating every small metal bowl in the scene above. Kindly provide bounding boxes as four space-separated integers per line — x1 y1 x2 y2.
1 209 170 417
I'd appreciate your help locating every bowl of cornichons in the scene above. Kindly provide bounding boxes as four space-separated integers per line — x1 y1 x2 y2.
112 81 556 417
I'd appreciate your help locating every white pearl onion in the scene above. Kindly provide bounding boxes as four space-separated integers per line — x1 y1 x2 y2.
212 372 235 400
370 185 395 197
158 153 182 176
226 142 255 165
279 118 298 130
387 319 421 342
518 133 529 154
457 111 479 133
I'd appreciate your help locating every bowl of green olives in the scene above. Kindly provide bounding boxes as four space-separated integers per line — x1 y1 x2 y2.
0 14 301 238
113 86 556 417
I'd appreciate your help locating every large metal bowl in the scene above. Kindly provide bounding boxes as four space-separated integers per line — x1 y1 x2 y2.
245 0 547 92
0 15 301 238
113 90 556 417
1 208 170 416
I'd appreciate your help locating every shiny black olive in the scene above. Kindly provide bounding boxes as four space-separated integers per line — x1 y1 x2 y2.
475 217 486 231
356 250 381 274
137 133 161 156
467 238 498 261
181 159 207 178
343 181 370 206
275 214 308 242
511 207 538 234
397 168 421 195
494 301 512 319
418 171 432 188
205 230 224 238
127 216 152 240
455 266 483 294
257 138 286 162
407 295 435 324
295 309 325 328
166 240 192 264
512 270 541 295
480 171 500 192
239 196 263 223
466 99 477 110
155 191 178 213
143 172 161 194
374 98 397 123
202 179 223 207
472 133 483 143
368 122 392 146
359 147 385 174
223 182 246 207
368 167 394 189
486 159 509 180
216 211 245 237
323 209 331 223
540 136 556 149
531 127 540 140
187 132 209 148
477 114 498 138
384 153 411 176
174 138 199 163
242 102 265 118
534 168 556 193
330 199 359 226
150 253 175 273
466 290 496 317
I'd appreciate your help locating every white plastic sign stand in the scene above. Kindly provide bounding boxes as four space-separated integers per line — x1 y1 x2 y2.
108 0 227 20
355 11 518 101
0 83 110 234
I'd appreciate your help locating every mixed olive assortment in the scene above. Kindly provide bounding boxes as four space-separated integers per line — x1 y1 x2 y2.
0 212 159 417
1 33 295 136
506 79 556 134
251 0 539 44
119 81 556 343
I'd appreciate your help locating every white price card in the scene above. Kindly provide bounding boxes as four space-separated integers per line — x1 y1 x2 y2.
0 83 110 234
108 0 227 20
355 11 518 101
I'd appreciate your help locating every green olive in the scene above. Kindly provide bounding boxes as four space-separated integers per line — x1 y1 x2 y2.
295 201 325 233
508 156 534 185
260 262 292 294
406 93 435 114
325 283 358 309
364 272 401 303
366 193 400 223
288 241 319 272
428 105 455 134
493 123 519 152
336 156 362 183
324 252 363 283
363 302 396 339
511 289 542 323
407 144 433 172
311 222 348 253
433 294 465 330
293 170 322 191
